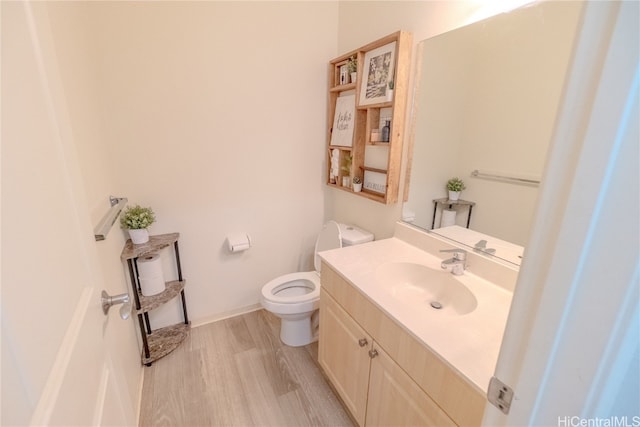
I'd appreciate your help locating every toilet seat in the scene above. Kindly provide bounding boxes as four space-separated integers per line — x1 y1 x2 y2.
260 221 345 345
261 222 342 309
261 271 320 304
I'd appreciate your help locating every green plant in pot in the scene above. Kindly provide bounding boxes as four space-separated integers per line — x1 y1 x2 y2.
341 154 352 187
446 177 466 201
347 55 357 83
386 80 395 101
121 205 156 244
352 176 363 193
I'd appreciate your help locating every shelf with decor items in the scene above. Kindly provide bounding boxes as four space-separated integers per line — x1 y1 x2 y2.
121 232 190 366
326 30 412 204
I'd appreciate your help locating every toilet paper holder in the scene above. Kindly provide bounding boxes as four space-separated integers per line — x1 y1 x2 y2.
226 233 252 253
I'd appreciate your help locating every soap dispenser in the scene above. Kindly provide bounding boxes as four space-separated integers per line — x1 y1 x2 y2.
381 120 391 142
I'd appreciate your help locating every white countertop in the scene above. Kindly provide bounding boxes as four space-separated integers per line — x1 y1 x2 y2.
319 236 513 394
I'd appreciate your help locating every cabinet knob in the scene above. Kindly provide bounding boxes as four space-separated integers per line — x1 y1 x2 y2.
358 338 368 347
368 349 379 359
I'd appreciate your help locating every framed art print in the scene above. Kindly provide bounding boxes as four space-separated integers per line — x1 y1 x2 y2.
330 94 355 147
359 41 396 106
363 170 387 194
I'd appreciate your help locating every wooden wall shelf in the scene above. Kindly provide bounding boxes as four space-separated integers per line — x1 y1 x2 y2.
326 31 412 204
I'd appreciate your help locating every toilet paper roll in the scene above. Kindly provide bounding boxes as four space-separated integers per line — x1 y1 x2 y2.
137 253 164 279
139 276 166 296
402 207 416 222
440 209 457 228
226 233 252 253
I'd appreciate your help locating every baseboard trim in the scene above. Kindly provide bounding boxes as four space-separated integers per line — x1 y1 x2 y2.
190 303 263 328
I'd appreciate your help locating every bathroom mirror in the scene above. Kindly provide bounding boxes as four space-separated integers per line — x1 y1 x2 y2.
403 1 584 265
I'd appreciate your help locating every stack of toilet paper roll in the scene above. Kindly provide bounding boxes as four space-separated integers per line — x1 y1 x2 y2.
440 209 457 228
137 252 166 296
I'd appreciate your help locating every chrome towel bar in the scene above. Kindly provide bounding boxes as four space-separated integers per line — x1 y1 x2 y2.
471 169 540 186
94 196 128 241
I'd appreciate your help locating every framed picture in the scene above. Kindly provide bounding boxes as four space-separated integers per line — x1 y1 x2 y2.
330 94 355 147
359 41 396 106
363 170 387 194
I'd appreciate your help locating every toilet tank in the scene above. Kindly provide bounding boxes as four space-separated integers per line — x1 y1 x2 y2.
339 223 374 246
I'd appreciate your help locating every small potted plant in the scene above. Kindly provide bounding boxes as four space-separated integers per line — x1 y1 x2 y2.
446 177 466 201
341 154 352 187
352 176 363 193
347 55 357 84
386 80 394 102
120 204 156 244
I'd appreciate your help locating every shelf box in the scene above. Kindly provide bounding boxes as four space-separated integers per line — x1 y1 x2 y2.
326 31 412 204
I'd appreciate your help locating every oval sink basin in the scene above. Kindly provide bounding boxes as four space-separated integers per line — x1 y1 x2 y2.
375 262 478 316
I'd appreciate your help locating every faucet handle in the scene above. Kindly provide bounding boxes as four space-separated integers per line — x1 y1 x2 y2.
439 248 467 260
474 240 488 249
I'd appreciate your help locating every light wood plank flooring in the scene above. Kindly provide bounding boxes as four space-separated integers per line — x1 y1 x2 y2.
139 309 354 426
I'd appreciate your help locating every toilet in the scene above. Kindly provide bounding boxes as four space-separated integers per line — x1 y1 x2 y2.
260 221 374 347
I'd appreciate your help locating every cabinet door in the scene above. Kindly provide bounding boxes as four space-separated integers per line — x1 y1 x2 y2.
319 290 372 426
366 344 456 427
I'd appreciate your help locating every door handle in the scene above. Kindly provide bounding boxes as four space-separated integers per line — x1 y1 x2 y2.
101 290 132 320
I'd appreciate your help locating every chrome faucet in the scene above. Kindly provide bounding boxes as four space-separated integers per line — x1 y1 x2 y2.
440 249 467 275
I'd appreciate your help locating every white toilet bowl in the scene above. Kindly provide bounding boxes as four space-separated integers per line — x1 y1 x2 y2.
260 221 373 347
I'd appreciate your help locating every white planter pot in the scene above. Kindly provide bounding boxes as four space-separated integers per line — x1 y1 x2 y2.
386 89 394 102
350 72 357 84
128 228 149 244
342 176 351 187
353 183 362 193
448 191 461 201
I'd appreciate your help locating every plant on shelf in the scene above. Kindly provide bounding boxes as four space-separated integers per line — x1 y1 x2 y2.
446 177 466 201
121 204 156 244
352 176 363 193
341 153 352 173
347 55 357 73
386 80 395 102
341 154 352 187
347 55 357 83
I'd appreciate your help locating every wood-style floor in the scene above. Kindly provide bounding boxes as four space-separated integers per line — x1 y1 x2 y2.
139 309 354 426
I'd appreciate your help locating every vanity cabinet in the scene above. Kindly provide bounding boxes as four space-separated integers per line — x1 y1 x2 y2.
366 341 455 427
121 233 190 366
319 291 371 425
320 290 454 426
326 31 412 204
319 263 485 426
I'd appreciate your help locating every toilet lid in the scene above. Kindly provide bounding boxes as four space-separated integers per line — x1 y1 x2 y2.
314 221 342 272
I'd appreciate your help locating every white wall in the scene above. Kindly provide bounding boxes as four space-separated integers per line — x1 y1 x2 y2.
327 0 533 240
48 2 339 326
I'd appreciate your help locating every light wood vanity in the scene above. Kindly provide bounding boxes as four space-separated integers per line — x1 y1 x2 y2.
319 263 485 426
